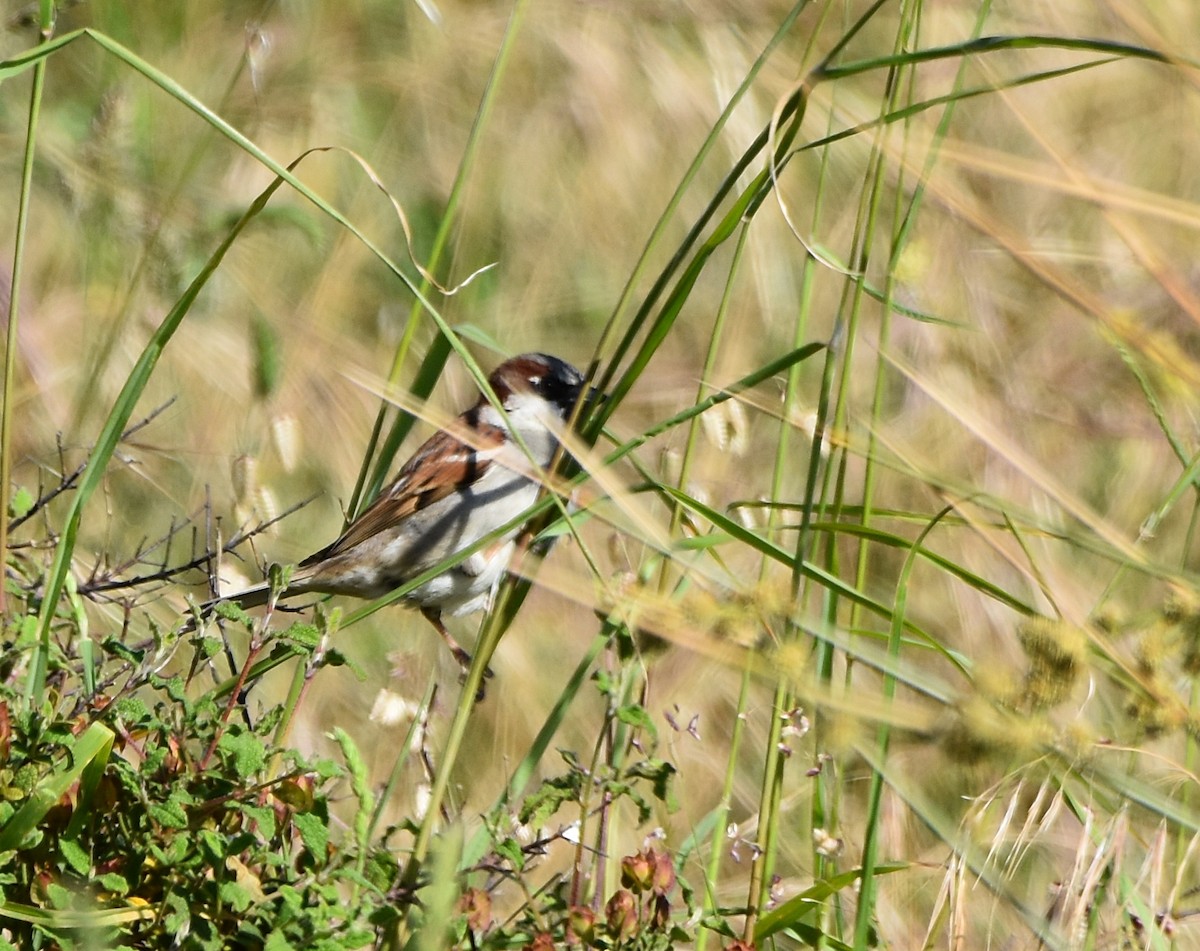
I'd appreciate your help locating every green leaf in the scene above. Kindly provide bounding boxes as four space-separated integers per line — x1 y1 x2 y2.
149 793 190 830
362 848 400 891
97 872 130 895
293 811 329 862
277 884 303 913
162 674 189 702
194 633 223 659
162 891 190 932
281 623 321 651
332 727 373 849
199 829 227 864
626 759 678 812
494 836 525 873
264 932 297 951
101 637 144 664
617 704 658 743
113 697 150 724
218 729 267 778
213 599 254 626
313 758 343 781
8 486 34 519
45 881 72 909
59 837 90 875
219 880 253 913
519 773 581 829
239 802 277 839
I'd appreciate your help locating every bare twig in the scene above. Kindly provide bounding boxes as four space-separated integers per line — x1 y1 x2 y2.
7 399 177 533
78 494 317 598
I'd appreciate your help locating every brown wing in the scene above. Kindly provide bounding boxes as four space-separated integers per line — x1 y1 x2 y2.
300 413 504 566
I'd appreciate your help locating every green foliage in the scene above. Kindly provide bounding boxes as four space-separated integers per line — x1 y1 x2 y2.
0 673 371 946
1 522 379 945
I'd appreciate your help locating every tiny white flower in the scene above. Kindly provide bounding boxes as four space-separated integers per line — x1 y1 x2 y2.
812 827 843 857
369 689 419 727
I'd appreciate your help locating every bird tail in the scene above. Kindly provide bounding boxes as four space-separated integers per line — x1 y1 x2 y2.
196 581 273 622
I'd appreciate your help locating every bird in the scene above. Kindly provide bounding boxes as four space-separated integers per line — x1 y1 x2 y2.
201 352 588 671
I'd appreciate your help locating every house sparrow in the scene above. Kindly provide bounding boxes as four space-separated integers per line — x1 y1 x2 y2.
203 352 588 669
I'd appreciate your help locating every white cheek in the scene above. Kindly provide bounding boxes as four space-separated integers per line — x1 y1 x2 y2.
476 403 508 429
504 396 561 465
480 395 560 467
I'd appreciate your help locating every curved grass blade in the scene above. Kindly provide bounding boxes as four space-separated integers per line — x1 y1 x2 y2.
0 722 114 853
347 0 533 521
813 34 1173 83
754 863 907 940
810 520 1036 616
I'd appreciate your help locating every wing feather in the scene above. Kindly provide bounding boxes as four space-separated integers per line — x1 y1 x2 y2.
300 416 505 565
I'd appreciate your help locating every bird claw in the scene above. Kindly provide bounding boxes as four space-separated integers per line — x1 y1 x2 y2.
450 646 494 701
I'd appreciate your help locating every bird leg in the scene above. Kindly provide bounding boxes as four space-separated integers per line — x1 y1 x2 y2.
419 607 494 683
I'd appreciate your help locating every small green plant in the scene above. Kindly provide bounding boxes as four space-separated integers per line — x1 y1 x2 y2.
0 557 382 948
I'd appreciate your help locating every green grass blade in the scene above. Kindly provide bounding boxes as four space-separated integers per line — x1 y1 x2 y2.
0 722 114 853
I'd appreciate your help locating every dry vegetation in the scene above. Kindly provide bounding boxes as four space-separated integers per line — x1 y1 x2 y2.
2 0 1200 948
